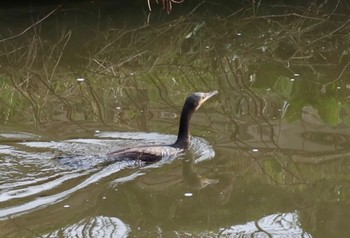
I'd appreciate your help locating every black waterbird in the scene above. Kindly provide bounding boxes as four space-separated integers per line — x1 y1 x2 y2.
106 90 218 164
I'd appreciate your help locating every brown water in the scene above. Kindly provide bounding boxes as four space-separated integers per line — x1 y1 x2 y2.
1 1 350 237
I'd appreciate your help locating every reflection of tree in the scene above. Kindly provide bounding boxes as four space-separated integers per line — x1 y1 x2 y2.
147 0 185 14
251 61 350 127
1 2 349 129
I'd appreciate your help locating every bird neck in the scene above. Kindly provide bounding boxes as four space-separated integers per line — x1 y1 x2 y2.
173 104 194 149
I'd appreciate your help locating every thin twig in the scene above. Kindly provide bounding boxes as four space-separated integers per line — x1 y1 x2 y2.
0 6 60 43
49 30 72 82
307 19 350 46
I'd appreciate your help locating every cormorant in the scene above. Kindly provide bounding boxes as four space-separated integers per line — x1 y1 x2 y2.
106 90 218 164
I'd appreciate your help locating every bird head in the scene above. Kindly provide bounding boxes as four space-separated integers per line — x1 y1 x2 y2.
186 90 218 111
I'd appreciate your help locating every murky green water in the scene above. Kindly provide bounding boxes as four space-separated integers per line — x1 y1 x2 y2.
1 1 350 237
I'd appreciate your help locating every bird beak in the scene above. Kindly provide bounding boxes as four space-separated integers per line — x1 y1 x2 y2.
197 90 218 108
206 90 218 99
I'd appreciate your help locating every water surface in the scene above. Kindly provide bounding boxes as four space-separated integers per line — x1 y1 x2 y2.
1 1 350 237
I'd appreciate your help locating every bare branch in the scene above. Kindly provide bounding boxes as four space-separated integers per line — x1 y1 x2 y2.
0 6 60 43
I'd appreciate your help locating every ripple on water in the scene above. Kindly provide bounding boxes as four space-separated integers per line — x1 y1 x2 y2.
43 216 131 238
0 131 215 220
219 212 312 237
0 144 60 186
0 132 40 141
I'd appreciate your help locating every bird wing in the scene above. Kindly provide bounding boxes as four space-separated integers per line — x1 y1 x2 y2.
107 145 184 164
